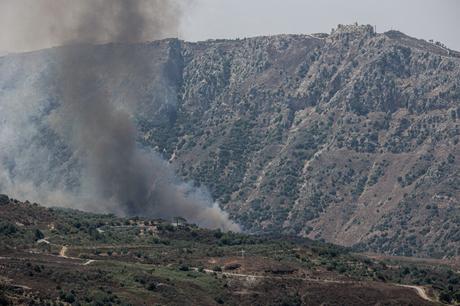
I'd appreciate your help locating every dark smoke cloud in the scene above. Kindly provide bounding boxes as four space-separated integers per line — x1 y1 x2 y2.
0 0 184 52
0 0 239 231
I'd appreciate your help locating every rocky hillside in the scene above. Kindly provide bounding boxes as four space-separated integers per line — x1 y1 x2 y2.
0 24 459 257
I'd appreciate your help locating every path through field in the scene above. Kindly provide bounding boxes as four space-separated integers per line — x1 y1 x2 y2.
398 284 432 302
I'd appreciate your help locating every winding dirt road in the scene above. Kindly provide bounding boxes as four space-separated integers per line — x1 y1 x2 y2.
397 284 432 302
198 268 435 303
58 245 95 266
41 243 436 303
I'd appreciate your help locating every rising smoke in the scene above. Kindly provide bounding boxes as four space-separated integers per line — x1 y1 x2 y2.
0 0 239 231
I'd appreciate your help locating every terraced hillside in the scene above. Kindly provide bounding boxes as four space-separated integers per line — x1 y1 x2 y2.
0 24 459 257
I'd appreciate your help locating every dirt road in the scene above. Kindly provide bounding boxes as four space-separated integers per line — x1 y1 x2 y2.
83 259 96 266
398 284 433 302
59 246 68 257
49 245 436 303
199 268 350 284
199 268 435 303
58 245 96 266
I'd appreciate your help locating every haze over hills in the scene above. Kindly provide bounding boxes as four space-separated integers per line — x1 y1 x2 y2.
0 24 459 258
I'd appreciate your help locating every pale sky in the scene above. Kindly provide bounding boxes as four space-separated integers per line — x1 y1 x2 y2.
0 0 459 53
181 0 460 51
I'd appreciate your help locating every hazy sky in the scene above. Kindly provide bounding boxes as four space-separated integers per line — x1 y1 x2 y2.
1 0 459 52
182 0 460 50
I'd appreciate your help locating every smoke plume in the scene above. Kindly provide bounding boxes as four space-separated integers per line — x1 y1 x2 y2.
0 1 239 231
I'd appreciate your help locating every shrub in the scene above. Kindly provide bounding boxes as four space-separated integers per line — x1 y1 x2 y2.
0 194 9 205
0 292 11 306
34 229 44 240
0 222 17 236
440 291 453 304
179 265 189 271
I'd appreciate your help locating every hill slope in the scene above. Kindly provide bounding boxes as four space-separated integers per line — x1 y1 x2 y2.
0 24 459 257
2 195 459 305
148 25 460 258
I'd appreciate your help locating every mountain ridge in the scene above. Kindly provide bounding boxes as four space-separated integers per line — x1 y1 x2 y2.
0 24 458 258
